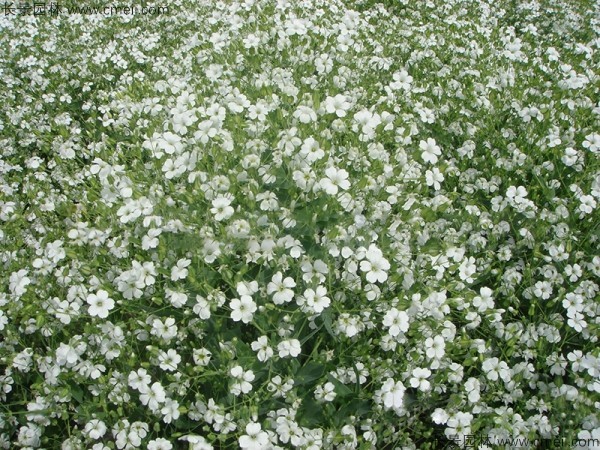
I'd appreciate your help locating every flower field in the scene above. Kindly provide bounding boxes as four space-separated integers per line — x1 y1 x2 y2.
0 0 599 448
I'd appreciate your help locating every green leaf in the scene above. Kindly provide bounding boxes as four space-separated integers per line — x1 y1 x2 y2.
327 374 353 397
322 311 336 340
297 397 325 427
337 398 372 419
295 362 325 386
68 382 84 404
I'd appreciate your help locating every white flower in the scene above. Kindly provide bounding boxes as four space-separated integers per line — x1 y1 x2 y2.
178 435 214 450
203 239 221 263
158 349 181 371
46 240 65 263
128 368 151 391
211 196 234 221
472 287 494 312
126 421 149 447
227 89 250 113
230 295 257 323
354 109 381 135
251 336 273 362
230 366 255 396
294 105 317 123
248 102 269 121
464 377 480 403
432 408 449 425
167 289 188 308
193 348 212 366
458 256 477 283
579 195 597 217
228 219 251 238
142 228 162 250
391 69 413 90
568 310 587 332
236 280 259 296
420 138 441 164
0 311 8 331
324 94 351 117
506 185 528 204
267 375 294 398
360 244 390 283
53 299 80 325
267 271 296 304
533 281 552 300
337 313 362 338
425 335 446 359
320 167 351 195
277 338 301 358
256 191 279 211
194 119 218 143
300 136 324 162
84 419 107 440
301 259 328 283
315 382 337 402
239 422 269 450
381 378 405 409
86 290 115 319
410 368 432 392
297 285 331 314
12 348 33 372
482 357 511 382
148 438 173 450
565 264 583 282
151 317 178 341
193 295 211 320
425 167 444 190
285 18 308 36
445 412 473 442
583 132 600 153
171 258 191 281
17 424 41 448
172 107 196 135
9 269 31 296
382 307 410 336
562 147 580 166
139 382 166 411
159 132 183 155
160 398 180 424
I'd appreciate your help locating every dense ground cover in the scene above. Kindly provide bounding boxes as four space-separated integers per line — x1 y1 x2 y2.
0 0 599 448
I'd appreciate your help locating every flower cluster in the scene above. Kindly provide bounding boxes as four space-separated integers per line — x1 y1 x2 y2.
0 0 598 448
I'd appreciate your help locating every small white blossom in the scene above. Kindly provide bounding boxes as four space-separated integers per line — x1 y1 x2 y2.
86 290 115 319
230 296 257 323
420 138 441 164
277 338 302 358
382 308 410 337
239 422 269 450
